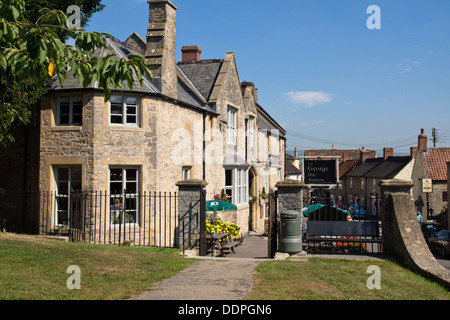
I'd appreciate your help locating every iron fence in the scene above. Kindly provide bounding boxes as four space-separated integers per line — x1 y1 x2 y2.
305 191 383 254
21 190 205 249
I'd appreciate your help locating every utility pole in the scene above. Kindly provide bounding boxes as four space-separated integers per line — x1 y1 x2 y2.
432 127 437 147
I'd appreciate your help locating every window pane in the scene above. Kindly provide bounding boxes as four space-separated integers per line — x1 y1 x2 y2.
110 169 123 181
126 169 137 181
110 96 123 104
126 182 137 193
127 106 136 115
59 115 70 125
111 115 123 124
225 170 233 186
57 168 69 181
110 182 122 195
126 116 137 124
60 103 70 115
111 104 123 115
125 97 137 105
71 166 82 191
72 99 82 125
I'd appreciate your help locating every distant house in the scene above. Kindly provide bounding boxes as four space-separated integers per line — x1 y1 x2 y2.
304 146 377 165
332 147 414 214
412 129 450 223
285 148 302 181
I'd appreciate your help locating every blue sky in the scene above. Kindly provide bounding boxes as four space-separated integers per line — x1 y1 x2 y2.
84 0 450 155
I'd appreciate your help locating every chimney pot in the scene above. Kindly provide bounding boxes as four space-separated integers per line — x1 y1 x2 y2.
383 147 394 160
418 128 427 151
181 45 202 63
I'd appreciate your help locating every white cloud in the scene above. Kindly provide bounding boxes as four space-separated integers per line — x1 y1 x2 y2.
285 91 332 107
396 59 421 74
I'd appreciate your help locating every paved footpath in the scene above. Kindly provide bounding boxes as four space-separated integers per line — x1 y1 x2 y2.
129 259 258 300
129 233 268 300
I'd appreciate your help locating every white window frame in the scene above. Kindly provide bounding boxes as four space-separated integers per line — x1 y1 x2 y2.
56 96 83 126
109 167 140 226
53 166 82 226
263 168 269 193
110 95 140 126
248 117 254 148
224 167 248 206
182 166 191 180
227 108 237 145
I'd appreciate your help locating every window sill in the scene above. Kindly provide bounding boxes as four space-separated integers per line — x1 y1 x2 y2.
51 126 83 131
109 125 142 132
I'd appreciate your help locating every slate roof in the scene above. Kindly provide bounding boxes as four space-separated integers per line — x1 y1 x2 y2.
365 156 411 179
424 148 450 181
344 156 412 179
177 60 223 101
285 160 302 175
346 158 383 177
47 37 215 113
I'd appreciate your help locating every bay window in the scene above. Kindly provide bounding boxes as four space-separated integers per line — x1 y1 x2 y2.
224 168 248 206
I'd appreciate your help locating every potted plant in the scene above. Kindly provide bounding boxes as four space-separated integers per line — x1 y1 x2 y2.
261 187 268 199
214 189 231 202
248 187 255 203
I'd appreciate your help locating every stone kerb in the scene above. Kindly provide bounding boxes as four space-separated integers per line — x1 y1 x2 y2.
275 180 305 212
380 179 450 290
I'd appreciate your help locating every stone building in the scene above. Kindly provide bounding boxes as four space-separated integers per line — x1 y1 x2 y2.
412 129 450 222
0 0 285 236
332 147 414 214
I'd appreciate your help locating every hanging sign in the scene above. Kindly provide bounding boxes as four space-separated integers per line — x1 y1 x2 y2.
422 179 433 193
304 160 337 185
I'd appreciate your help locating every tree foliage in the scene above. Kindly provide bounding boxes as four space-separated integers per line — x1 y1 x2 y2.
0 0 152 146
23 0 105 42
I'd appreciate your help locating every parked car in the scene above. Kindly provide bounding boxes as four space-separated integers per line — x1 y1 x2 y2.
349 205 368 219
428 230 450 258
420 222 443 243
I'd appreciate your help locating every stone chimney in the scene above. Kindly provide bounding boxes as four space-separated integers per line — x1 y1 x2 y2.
146 0 178 99
181 46 202 63
383 147 394 160
253 87 258 103
294 147 298 159
360 147 369 163
418 128 427 151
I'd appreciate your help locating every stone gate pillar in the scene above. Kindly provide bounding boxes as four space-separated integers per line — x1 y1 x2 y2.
275 180 305 212
175 179 207 249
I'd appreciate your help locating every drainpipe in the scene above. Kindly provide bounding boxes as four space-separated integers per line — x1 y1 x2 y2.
202 111 206 181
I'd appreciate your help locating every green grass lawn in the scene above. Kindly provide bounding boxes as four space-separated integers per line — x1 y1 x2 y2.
246 258 450 300
1 233 449 300
0 232 195 300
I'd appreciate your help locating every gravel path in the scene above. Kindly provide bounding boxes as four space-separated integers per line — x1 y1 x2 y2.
129 259 258 300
